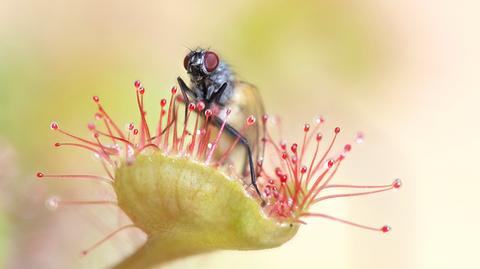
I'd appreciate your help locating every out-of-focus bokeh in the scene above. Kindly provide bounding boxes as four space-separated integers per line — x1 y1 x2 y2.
1 0 479 268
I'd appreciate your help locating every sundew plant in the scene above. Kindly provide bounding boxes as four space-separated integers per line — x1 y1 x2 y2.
37 81 401 269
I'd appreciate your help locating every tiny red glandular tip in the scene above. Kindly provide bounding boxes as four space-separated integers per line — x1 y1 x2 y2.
393 178 402 189
304 124 310 132
381 225 391 233
334 127 341 134
50 122 59 130
344 144 352 152
171 86 177 94
301 165 307 174
160 99 167 107
134 80 142 88
291 143 298 153
197 101 205 111
188 103 196 111
36 172 44 178
138 86 145 95
327 159 334 168
92 96 100 103
280 141 287 150
247 115 256 126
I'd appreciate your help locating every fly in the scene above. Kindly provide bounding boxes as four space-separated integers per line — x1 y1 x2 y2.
177 48 266 203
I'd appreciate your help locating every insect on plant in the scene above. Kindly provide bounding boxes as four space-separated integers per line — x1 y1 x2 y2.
177 48 266 201
36 49 402 268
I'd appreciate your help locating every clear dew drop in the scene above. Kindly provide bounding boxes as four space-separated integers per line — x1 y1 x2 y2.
112 144 121 151
127 145 135 157
45 196 60 211
315 116 325 124
355 132 365 144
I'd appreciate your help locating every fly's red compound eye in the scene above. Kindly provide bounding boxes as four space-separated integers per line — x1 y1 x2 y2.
204 51 219 73
183 54 190 70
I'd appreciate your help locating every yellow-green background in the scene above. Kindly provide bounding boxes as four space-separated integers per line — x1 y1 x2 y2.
0 0 478 268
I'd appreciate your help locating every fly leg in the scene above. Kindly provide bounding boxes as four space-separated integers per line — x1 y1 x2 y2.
208 82 227 104
212 116 265 205
177 77 197 123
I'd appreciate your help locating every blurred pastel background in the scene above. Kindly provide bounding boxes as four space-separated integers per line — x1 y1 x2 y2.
0 0 478 268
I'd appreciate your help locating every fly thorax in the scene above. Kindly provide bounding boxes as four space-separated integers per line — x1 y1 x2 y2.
209 62 235 105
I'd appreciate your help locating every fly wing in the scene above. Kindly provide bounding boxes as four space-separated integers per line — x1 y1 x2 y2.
224 81 266 166
212 81 265 179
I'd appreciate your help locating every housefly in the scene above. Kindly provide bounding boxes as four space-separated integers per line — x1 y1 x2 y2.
177 48 265 202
